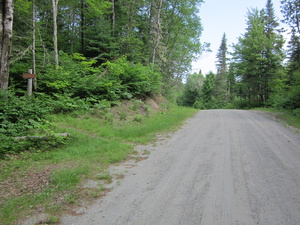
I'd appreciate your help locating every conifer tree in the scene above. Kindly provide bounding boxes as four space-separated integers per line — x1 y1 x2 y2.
213 33 228 105
263 0 285 102
281 0 300 79
281 0 300 35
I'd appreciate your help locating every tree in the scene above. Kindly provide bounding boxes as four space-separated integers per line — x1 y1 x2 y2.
231 6 284 106
281 0 300 81
286 28 300 81
213 33 228 105
150 0 164 69
0 0 14 90
161 0 203 81
52 0 59 69
7 0 204 97
200 71 216 108
32 0 37 89
179 72 204 107
281 0 300 35
263 0 285 102
231 9 267 105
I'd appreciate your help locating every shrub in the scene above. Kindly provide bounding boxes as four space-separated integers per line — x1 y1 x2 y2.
119 112 127 120
101 56 162 97
0 91 67 157
133 114 143 123
38 54 161 102
49 93 91 114
193 100 205 109
292 108 300 117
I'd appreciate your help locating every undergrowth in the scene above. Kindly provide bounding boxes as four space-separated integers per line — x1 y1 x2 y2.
0 101 198 225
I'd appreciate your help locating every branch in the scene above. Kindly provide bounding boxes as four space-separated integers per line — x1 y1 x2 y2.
11 45 32 64
15 133 70 141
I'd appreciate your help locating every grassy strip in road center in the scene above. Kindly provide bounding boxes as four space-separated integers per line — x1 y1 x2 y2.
0 105 198 225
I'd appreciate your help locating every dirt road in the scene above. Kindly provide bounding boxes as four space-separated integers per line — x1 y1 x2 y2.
61 110 300 225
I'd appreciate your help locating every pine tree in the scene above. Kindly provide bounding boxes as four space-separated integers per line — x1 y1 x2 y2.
200 71 215 108
287 28 300 81
281 0 300 79
231 5 284 106
231 9 267 105
263 0 285 102
281 0 300 35
213 33 228 106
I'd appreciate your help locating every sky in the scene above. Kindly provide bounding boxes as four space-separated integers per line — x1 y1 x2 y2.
192 0 286 75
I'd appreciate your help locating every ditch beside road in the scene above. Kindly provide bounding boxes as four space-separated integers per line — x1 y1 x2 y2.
61 109 300 225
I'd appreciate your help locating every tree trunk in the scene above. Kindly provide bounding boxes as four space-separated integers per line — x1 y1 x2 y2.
52 0 59 69
111 0 115 35
80 0 85 54
151 0 163 69
32 0 37 90
0 0 14 90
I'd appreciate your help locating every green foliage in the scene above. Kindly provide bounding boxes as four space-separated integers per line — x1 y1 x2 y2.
0 91 69 157
37 55 161 103
230 7 285 108
270 87 300 109
0 100 197 224
50 93 91 114
281 0 300 35
200 72 216 108
119 111 127 121
133 114 144 123
10 0 204 98
178 73 204 107
101 57 162 98
192 100 205 109
213 33 229 106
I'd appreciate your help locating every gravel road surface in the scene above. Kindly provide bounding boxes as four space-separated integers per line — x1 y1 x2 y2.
61 110 300 225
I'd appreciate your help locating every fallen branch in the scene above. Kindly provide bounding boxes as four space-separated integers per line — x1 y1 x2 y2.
15 133 70 141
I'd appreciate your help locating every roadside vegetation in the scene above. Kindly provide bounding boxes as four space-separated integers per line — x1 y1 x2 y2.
0 97 198 225
1 0 300 224
253 108 300 131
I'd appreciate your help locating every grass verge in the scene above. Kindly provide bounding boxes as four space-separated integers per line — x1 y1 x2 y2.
253 107 300 130
0 105 198 225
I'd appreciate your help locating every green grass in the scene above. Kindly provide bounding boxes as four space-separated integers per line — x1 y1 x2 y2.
54 106 197 144
0 105 198 225
253 107 300 130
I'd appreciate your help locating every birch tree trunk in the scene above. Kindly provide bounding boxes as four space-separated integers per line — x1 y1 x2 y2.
151 0 163 69
0 0 14 90
52 0 59 69
32 0 37 90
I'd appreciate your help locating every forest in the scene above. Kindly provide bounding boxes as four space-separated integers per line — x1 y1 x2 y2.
0 0 300 156
181 0 300 112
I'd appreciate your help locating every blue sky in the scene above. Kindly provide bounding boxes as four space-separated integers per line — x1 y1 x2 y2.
192 0 286 75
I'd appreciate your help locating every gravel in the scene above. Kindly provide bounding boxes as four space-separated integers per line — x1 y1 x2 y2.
61 110 300 225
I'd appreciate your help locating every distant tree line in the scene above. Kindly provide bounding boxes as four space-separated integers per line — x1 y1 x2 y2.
180 0 300 112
